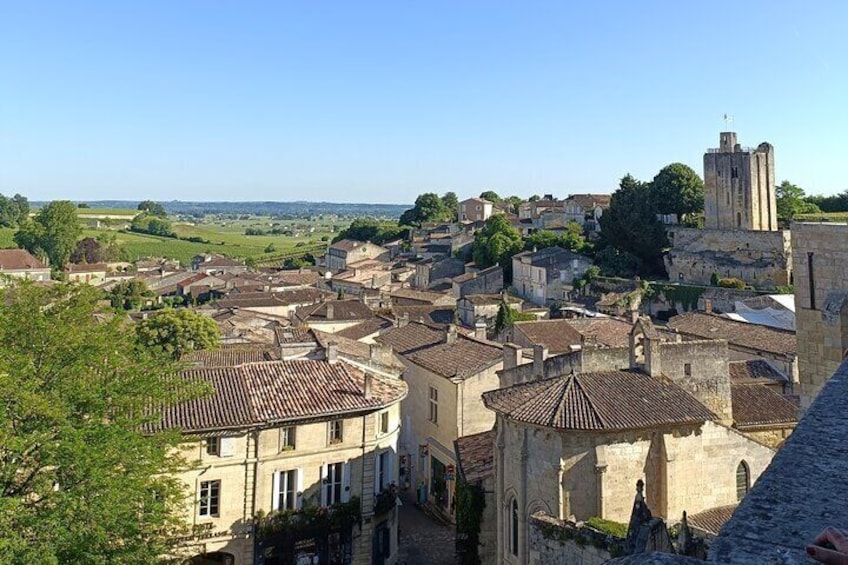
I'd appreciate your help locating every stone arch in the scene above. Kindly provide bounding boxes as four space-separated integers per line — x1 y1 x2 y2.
736 460 750 501
526 498 553 518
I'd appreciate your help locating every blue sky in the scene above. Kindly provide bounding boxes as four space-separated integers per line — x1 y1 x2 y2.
1 1 846 203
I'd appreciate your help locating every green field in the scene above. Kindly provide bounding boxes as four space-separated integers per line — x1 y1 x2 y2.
795 212 848 223
0 215 337 266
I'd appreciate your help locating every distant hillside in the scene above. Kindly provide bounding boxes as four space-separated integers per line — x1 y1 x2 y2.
33 200 409 219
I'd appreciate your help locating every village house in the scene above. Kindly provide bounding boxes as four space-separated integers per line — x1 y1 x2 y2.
409 223 475 261
459 198 494 222
64 262 109 285
411 256 465 290
323 240 389 273
328 260 394 297
478 319 779 564
511 247 592 306
191 254 249 276
390 287 456 308
457 293 523 331
561 194 611 231
216 288 332 317
375 322 502 522
161 349 407 565
294 299 376 333
452 265 504 299
503 317 633 354
0 249 51 281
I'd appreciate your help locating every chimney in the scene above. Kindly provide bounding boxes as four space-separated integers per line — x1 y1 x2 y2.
704 299 713 314
326 303 334 320
398 312 409 328
364 373 373 399
474 319 487 340
503 343 522 371
629 309 639 324
533 344 547 377
327 341 338 364
445 325 458 346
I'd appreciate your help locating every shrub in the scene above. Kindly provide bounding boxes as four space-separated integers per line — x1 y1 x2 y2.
717 277 746 289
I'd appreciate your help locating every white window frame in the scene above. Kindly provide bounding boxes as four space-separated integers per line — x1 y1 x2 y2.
375 450 393 493
280 426 296 451
206 437 220 456
379 411 389 435
429 387 439 424
328 420 344 445
199 480 221 518
272 469 302 511
322 462 350 506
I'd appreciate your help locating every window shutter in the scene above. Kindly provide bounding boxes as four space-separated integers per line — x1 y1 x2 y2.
386 452 394 486
271 470 280 511
320 464 327 507
341 462 351 503
219 437 235 457
296 468 304 509
374 453 381 495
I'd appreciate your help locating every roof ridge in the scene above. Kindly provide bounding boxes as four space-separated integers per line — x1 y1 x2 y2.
550 373 576 427
573 372 609 428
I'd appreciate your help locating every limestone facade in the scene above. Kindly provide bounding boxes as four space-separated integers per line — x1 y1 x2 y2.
791 222 848 411
664 227 791 288
703 132 776 231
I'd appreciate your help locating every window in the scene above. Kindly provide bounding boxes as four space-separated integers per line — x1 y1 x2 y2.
206 437 220 456
376 450 392 492
510 498 519 556
726 190 730 206
428 387 439 424
273 469 299 511
808 252 816 310
684 363 692 377
199 480 221 517
736 461 750 501
280 427 296 451
731 166 738 179
328 420 344 444
323 462 345 506
379 411 389 435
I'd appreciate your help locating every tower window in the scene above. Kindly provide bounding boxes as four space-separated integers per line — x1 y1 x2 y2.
808 252 816 309
731 167 738 179
736 461 750 501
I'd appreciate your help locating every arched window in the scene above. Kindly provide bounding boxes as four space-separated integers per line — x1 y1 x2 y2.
510 498 519 556
736 461 750 501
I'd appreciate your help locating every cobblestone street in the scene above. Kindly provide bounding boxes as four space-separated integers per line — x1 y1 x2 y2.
397 494 456 565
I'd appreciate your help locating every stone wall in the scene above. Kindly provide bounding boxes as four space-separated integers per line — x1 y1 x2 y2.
664 227 791 289
791 222 848 411
453 266 504 298
528 512 618 565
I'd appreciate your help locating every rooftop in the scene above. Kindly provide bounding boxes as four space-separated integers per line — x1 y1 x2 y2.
686 505 737 537
181 346 278 367
294 299 374 322
407 334 502 379
483 370 716 431
668 311 796 357
513 317 633 353
0 249 48 270
455 429 495 484
728 359 788 385
730 384 798 428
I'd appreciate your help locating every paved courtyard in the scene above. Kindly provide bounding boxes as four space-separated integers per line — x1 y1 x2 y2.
397 494 456 565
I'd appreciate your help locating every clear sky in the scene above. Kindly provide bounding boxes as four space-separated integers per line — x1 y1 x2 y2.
2 1 846 204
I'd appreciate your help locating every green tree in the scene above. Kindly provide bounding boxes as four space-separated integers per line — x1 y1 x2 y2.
0 193 30 228
69 236 102 264
136 307 220 359
131 214 176 237
502 195 524 214
14 200 82 269
479 190 501 203
333 218 407 245
399 193 449 226
0 281 203 563
441 192 459 221
96 232 127 262
650 163 704 220
471 215 523 272
524 223 588 253
137 200 168 217
493 300 535 334
776 180 820 221
109 279 154 310
598 174 668 277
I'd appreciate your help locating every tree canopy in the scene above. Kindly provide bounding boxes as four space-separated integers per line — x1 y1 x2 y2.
776 180 820 221
399 193 450 226
598 174 668 277
136 307 220 359
131 213 176 237
523 223 588 254
0 193 30 228
441 192 459 222
109 279 154 310
14 200 82 269
0 281 203 563
650 162 704 219
137 200 168 217
479 190 501 203
333 217 407 245
471 215 523 273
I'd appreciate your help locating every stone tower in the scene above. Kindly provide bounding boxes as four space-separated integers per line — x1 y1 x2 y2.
703 132 777 231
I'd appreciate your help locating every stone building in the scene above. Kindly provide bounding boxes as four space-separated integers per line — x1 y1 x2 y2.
160 349 407 565
452 265 504 298
477 320 779 564
323 239 389 273
0 249 52 281
511 246 592 306
459 197 494 222
375 322 502 522
791 221 848 411
664 132 790 289
703 132 777 231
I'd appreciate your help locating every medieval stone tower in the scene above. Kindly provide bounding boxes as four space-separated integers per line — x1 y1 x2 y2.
703 132 777 231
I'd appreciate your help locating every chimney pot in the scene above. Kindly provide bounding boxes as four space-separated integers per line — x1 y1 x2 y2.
446 325 458 345
327 341 338 364
474 319 487 340
704 299 713 314
364 373 373 399
533 344 547 377
326 303 335 320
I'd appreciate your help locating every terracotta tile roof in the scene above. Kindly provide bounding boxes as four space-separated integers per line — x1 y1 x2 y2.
687 505 737 537
513 317 633 353
391 305 455 327
295 300 375 322
336 317 394 341
390 288 453 305
728 360 789 385
273 326 316 344
274 270 321 286
181 347 278 367
483 370 716 431
311 329 404 371
65 262 108 273
668 312 796 357
157 359 407 433
567 193 612 211
731 384 798 428
463 293 522 306
513 246 587 268
0 249 48 270
375 322 445 355
219 288 330 309
455 430 494 484
407 335 502 379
